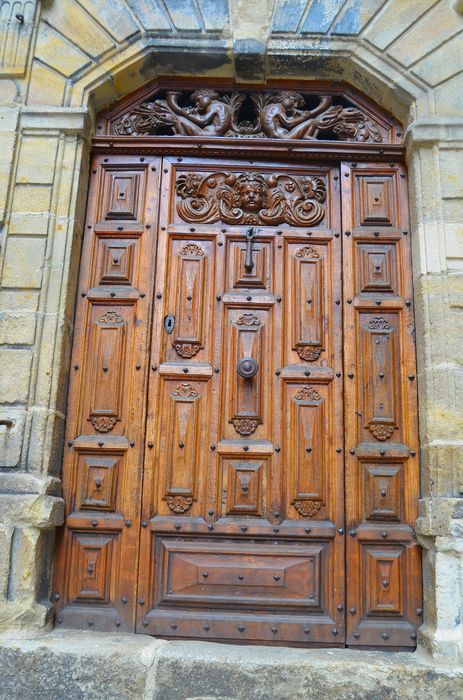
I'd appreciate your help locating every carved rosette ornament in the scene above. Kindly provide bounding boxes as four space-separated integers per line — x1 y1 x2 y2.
166 495 193 514
112 89 383 143
292 498 324 518
175 171 326 227
91 416 117 433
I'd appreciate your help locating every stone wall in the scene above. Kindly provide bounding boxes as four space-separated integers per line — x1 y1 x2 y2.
0 0 462 665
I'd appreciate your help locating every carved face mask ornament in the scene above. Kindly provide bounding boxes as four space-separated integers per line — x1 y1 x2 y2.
175 171 327 227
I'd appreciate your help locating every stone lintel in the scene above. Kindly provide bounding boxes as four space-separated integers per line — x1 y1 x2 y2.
405 119 463 148
19 107 91 136
0 630 462 699
233 39 266 82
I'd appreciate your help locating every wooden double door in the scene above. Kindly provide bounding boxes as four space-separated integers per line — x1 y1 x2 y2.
53 154 421 648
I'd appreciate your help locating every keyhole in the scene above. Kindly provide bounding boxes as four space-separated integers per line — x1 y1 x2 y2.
94 477 102 490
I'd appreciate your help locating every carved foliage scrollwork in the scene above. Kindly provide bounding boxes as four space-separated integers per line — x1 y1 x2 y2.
175 171 327 226
112 89 383 144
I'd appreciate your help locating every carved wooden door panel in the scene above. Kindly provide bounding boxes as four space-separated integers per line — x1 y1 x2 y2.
341 162 422 647
136 158 345 645
53 154 161 630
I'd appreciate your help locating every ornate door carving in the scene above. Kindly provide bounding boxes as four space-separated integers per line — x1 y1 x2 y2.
137 157 345 645
53 151 421 649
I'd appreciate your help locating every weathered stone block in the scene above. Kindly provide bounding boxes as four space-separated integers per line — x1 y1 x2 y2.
27 62 66 106
35 23 91 78
16 137 58 185
0 349 32 403
0 525 13 601
41 0 114 59
0 409 27 468
0 494 64 529
1 237 46 289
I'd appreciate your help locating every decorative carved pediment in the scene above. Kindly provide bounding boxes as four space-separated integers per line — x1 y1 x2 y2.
175 171 326 226
111 89 384 143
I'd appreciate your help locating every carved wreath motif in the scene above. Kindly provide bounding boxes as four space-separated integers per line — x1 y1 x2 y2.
292 498 324 518
294 386 321 401
166 495 193 514
232 418 259 436
113 90 382 143
175 171 326 227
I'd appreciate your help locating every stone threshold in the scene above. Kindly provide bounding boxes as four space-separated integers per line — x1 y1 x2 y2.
1 630 462 700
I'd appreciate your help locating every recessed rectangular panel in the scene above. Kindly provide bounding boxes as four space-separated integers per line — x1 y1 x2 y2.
95 238 137 286
156 538 324 609
285 242 328 364
361 462 403 522
357 243 398 295
358 176 396 227
222 458 265 516
226 238 272 290
76 453 120 512
286 383 326 518
68 533 115 603
99 169 142 221
86 306 128 434
359 313 400 442
156 379 205 515
163 238 214 362
223 309 269 439
363 545 404 617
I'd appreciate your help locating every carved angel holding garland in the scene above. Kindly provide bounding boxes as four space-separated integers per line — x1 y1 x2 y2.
175 171 327 226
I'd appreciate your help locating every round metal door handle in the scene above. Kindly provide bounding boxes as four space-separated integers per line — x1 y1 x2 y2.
237 357 258 378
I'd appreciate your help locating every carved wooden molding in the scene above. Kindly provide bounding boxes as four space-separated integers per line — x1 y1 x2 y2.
175 171 326 226
112 89 383 143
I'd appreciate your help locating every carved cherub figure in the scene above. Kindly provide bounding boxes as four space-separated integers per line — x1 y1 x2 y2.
259 91 333 139
232 173 267 212
163 89 233 136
